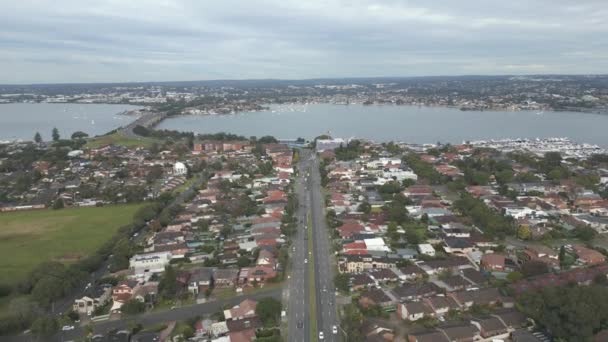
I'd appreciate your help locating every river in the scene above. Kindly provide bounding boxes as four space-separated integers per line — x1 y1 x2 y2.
0 103 139 141
157 103 608 147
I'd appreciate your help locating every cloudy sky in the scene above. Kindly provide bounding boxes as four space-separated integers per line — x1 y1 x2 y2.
1 0 607 84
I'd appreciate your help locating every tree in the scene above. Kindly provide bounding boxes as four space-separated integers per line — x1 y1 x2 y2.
52 198 65 210
258 136 278 144
521 260 549 278
517 225 531 240
66 310 79 322
519 285 608 341
121 299 146 315
84 324 94 336
9 296 39 321
357 201 371 215
71 131 89 140
255 297 281 327
237 256 251 268
31 316 58 337
559 246 567 269
506 271 523 283
159 265 178 299
52 127 60 141
34 132 42 143
342 304 364 342
0 283 11 297
335 274 350 294
576 226 597 242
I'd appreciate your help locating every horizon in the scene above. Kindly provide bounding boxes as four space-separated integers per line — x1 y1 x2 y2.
2 73 608 87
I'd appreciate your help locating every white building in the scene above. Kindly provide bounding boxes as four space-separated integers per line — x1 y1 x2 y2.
418 244 436 257
316 138 346 152
382 169 418 182
173 161 187 175
364 238 391 252
129 251 172 279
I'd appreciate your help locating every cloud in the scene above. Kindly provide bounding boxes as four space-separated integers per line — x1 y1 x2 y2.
0 0 607 83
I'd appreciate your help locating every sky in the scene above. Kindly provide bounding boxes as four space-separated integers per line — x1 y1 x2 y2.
1 0 607 84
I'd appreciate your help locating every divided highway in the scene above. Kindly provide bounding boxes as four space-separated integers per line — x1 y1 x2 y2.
288 149 339 341
287 149 313 342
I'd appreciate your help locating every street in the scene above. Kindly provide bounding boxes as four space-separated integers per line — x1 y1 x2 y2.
5 288 282 342
287 149 313 342
287 149 340 342
308 151 340 341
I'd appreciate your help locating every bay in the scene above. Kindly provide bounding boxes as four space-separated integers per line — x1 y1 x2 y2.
157 103 608 147
0 103 139 141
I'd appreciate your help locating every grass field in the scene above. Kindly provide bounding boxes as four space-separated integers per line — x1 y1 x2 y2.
86 131 160 149
0 204 143 285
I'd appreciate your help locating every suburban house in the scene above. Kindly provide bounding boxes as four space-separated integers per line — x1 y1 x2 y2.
188 268 214 295
424 296 460 317
573 245 606 265
436 324 480 342
471 317 509 340
480 253 506 272
338 254 395 273
358 288 396 312
398 301 433 321
449 288 504 309
224 299 257 321
73 285 112 315
129 251 172 279
214 268 239 288
418 244 436 257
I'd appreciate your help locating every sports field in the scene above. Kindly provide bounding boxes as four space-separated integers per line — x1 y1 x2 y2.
0 204 142 285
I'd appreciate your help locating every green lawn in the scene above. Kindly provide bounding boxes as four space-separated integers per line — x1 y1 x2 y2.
86 132 160 149
0 204 143 284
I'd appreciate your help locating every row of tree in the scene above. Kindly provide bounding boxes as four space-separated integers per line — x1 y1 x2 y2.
34 128 89 143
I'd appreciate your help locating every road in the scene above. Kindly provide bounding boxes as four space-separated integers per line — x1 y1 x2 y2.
119 110 167 138
287 149 313 342
287 149 339 341
6 288 282 342
308 151 340 341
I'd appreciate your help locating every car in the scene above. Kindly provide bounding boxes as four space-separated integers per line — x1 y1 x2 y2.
297 320 304 329
322 287 327 292
319 331 324 340
332 326 338 335
62 325 74 331
304 258 308 264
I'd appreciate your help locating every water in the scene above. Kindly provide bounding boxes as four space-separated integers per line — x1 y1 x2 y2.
157 103 608 147
0 103 139 141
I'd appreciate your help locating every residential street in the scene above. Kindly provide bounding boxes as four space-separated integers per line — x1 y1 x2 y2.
6 288 282 342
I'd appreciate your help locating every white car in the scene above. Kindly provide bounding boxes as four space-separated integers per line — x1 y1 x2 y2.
304 258 308 264
319 331 324 340
332 326 338 335
62 325 74 331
